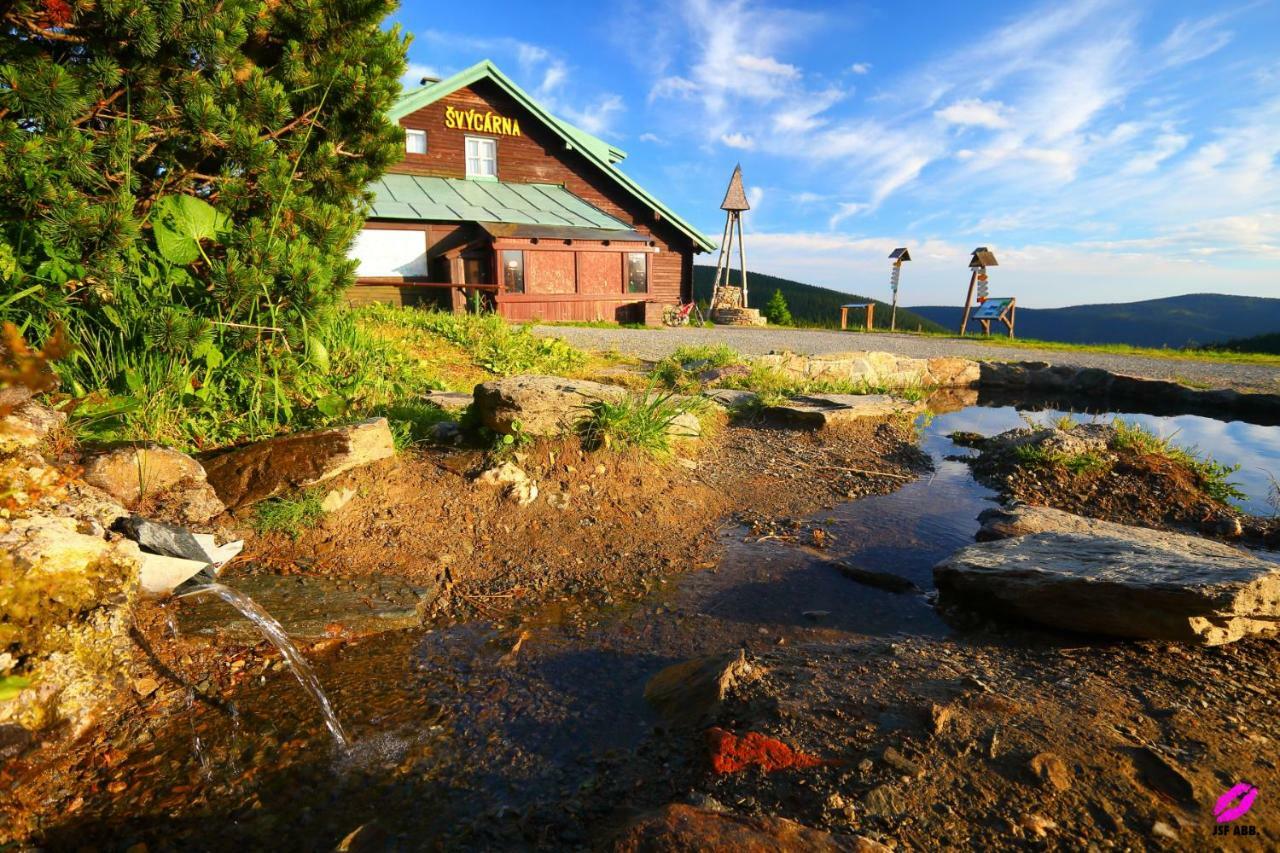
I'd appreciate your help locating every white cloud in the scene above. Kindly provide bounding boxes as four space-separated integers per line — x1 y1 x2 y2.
1158 13 1234 67
560 94 626 136
1122 128 1189 175
850 62 871 75
935 98 1010 129
639 132 665 144
735 54 801 80
720 132 756 150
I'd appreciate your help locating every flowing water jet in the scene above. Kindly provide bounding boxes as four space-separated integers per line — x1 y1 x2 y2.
175 583 350 749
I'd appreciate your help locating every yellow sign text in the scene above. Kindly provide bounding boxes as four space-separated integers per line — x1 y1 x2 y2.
444 106 522 137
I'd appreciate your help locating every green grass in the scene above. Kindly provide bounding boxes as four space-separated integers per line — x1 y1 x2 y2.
1013 444 1109 475
1111 419 1244 503
578 389 693 457
650 343 746 391
253 489 326 538
910 330 1280 367
363 305 587 377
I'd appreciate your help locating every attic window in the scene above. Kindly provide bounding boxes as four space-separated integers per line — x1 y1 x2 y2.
405 129 427 155
465 136 498 180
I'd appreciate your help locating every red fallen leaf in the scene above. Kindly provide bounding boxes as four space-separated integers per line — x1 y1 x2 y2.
705 727 825 774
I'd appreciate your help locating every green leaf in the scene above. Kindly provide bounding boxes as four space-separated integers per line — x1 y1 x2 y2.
307 338 330 374
0 675 31 703
152 195 229 265
316 394 348 418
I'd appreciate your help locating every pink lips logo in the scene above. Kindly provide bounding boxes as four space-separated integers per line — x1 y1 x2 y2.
1215 783 1259 824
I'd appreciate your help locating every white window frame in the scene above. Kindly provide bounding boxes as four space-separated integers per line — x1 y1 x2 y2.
405 128 427 155
465 136 498 180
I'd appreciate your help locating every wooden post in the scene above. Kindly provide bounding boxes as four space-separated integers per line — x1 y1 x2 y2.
841 306 848 330
736 213 749 308
865 303 875 330
710 214 733 310
959 269 977 335
890 261 900 332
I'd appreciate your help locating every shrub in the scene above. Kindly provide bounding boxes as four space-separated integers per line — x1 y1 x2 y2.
1 0 408 443
763 289 792 326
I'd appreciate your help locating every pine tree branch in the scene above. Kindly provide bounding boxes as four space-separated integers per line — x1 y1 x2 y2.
3 14 89 43
74 88 128 127
261 107 322 141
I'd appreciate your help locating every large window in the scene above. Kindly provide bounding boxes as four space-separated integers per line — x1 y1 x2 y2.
405 128 427 155
465 136 498 179
502 250 525 293
626 252 648 293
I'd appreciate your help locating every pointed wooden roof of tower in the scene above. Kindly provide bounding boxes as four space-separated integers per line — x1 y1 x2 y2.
720 164 751 211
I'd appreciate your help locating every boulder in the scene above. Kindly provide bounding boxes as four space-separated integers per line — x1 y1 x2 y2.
613 804 860 852
81 444 224 524
934 527 1280 644
758 350 979 389
0 396 65 452
473 375 627 436
0 516 141 735
202 418 394 510
761 394 924 428
644 650 756 727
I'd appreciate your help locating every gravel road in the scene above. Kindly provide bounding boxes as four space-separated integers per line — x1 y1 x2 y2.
536 325 1279 394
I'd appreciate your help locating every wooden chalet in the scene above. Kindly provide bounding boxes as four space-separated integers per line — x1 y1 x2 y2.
347 60 715 323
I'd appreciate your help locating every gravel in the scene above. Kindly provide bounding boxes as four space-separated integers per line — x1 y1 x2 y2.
536 325 1280 394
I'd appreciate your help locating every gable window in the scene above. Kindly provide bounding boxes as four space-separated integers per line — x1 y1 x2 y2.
626 252 648 294
405 128 427 155
465 136 498 180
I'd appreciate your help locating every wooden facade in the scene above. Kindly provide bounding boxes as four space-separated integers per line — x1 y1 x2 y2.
350 63 710 323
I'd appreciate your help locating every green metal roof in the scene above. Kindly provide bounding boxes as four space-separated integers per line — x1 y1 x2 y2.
388 61 715 252
369 174 635 230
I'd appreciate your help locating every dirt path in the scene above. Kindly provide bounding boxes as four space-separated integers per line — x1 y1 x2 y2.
536 325 1280 394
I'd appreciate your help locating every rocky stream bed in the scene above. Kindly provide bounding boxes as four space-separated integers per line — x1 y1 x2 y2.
3 355 1280 851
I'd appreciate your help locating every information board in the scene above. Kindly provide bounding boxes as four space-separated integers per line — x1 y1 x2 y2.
972 297 1013 320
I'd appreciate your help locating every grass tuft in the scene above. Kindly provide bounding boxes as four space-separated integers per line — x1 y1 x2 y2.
254 489 325 539
1111 419 1244 504
578 390 692 457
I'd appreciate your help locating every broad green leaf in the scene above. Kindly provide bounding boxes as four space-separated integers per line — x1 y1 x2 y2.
307 338 330 374
152 195 229 265
316 394 348 418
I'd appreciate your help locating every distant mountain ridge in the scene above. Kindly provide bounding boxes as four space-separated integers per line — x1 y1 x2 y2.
907 293 1280 349
692 266 945 333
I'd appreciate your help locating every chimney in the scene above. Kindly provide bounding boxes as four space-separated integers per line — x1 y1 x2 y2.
420 76 441 85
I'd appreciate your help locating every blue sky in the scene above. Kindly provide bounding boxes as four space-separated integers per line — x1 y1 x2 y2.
391 0 1280 308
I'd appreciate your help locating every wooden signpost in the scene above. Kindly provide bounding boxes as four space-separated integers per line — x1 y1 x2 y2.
840 302 875 330
959 247 1002 336
887 247 911 331
709 165 751 314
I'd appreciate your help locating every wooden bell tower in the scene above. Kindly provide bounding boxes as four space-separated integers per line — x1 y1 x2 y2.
709 164 751 312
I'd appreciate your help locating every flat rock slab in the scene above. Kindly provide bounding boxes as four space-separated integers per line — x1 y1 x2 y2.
422 390 474 413
762 394 923 428
934 528 1280 645
703 388 759 409
976 504 1150 541
758 350 979 389
177 573 434 642
202 418 394 509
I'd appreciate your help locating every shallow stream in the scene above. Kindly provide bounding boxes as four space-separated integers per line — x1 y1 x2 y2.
27 398 1280 848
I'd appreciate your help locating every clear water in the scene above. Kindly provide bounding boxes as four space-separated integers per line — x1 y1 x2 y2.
176 583 350 749
941 403 1280 515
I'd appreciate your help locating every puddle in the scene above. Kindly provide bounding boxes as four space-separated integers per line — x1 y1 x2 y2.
24 400 1280 848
